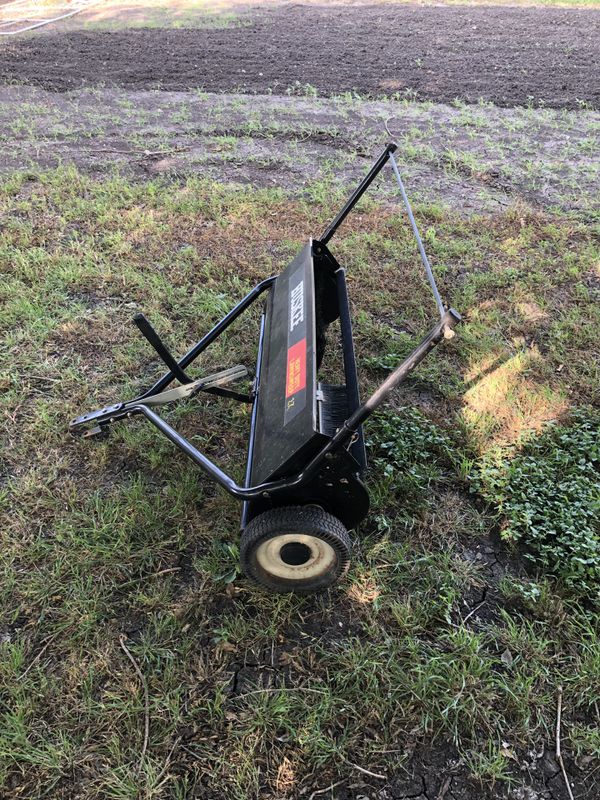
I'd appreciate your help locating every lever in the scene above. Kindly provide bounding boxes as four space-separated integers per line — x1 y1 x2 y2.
133 313 191 385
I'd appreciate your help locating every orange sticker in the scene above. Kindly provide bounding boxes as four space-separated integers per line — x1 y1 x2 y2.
285 338 307 398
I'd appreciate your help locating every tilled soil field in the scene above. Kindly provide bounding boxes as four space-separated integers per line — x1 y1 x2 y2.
0 4 599 108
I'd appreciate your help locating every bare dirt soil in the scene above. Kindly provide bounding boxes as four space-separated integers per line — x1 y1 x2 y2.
0 4 599 109
1 86 598 218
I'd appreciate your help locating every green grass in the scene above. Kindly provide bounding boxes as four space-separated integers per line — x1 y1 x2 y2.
75 0 247 32
1 87 598 222
1 168 600 798
477 409 600 598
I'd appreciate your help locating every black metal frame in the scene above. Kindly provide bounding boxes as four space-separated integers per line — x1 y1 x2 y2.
70 143 461 515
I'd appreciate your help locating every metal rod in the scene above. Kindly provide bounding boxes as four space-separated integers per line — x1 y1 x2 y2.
388 152 445 319
320 142 398 245
338 308 461 434
335 267 365 466
241 311 267 527
200 386 251 403
127 400 352 500
133 403 322 500
335 268 360 412
138 277 276 400
136 404 251 497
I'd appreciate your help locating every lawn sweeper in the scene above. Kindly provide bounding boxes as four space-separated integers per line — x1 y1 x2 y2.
70 142 461 593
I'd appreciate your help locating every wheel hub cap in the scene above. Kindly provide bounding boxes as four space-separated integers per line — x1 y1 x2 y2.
255 534 337 581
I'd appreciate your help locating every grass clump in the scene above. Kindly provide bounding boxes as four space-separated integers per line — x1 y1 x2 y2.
368 407 457 517
477 409 600 598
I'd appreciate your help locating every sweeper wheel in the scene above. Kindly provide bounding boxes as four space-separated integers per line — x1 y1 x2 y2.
240 506 351 593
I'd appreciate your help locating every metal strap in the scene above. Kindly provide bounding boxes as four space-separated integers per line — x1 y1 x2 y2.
137 365 249 407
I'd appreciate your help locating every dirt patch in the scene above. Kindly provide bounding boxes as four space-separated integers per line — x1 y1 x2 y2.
1 86 598 217
0 4 599 108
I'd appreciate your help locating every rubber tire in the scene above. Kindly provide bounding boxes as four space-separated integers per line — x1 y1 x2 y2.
240 506 351 593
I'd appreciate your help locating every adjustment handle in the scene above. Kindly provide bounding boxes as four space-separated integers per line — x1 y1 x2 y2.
133 313 191 385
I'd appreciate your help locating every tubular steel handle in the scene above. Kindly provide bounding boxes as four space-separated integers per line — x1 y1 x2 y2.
336 308 462 436
129 403 328 501
320 142 397 245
